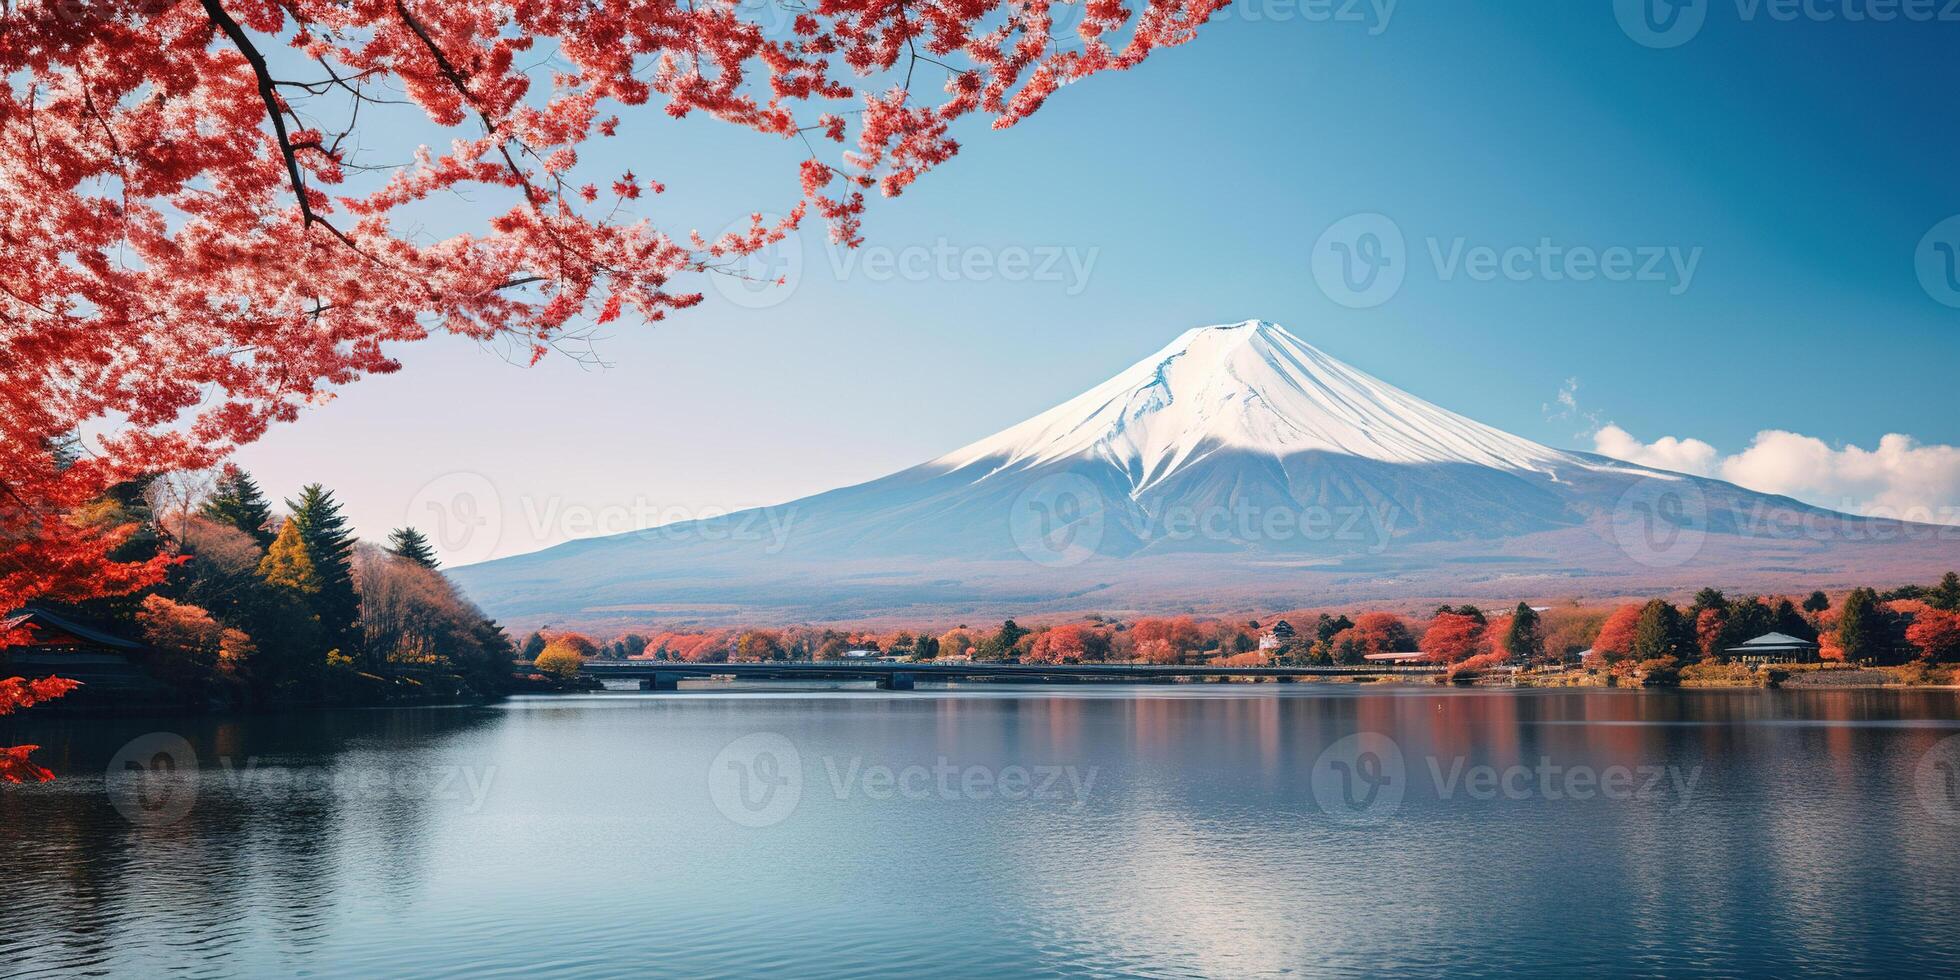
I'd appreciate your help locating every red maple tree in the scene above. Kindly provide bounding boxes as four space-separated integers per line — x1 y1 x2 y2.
2 0 1223 613
1419 611 1485 665
1589 604 1644 664
1 0 1224 773
1906 608 1960 662
0 676 81 783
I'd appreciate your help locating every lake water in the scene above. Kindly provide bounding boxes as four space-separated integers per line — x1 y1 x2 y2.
5 684 1960 978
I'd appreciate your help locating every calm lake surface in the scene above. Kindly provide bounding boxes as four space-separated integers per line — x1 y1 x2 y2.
5 684 1960 978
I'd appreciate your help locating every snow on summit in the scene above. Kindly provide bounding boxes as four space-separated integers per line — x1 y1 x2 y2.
452 316 1953 626
936 320 1577 489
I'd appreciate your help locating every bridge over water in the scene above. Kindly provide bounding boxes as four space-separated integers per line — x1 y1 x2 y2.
556 659 1443 691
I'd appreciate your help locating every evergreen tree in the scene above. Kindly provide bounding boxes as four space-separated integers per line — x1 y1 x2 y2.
995 619 1030 652
1691 588 1728 618
1631 599 1693 662
287 484 362 660
1932 572 1960 612
201 467 275 546
521 632 548 659
258 521 319 593
1836 588 1883 664
387 527 440 568
464 620 518 694
1504 602 1546 663
1772 599 1816 641
1315 613 1355 643
1803 590 1831 615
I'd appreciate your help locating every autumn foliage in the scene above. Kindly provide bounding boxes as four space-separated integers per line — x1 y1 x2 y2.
1589 604 1644 665
534 633 596 679
0 676 81 783
1906 608 1960 662
0 0 1226 631
1419 611 1486 664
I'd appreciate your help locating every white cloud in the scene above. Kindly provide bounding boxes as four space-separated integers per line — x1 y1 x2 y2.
1592 423 1720 477
1592 426 1960 524
1544 377 1601 433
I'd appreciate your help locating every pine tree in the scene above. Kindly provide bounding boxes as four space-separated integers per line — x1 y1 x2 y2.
991 619 1030 657
1691 588 1728 617
287 484 362 660
387 527 440 568
1504 602 1546 663
1932 572 1960 612
258 521 320 593
1836 588 1882 663
521 632 548 660
1772 599 1815 641
1803 590 1831 615
1631 599 1692 662
201 467 275 546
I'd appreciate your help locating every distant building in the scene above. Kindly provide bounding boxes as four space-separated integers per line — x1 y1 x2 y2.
0 606 169 701
1259 620 1296 651
840 649 880 659
1724 632 1821 665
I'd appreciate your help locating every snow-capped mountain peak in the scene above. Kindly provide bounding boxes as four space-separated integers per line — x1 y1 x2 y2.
935 319 1577 490
452 316 1947 627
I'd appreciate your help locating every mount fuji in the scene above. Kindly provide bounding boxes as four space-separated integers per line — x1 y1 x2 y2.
452 320 1954 627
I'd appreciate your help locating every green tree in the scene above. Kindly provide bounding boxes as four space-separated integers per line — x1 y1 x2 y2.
1630 599 1693 662
201 467 275 547
995 619 1030 652
521 631 548 660
1931 572 1960 612
287 484 362 662
386 527 440 568
1836 588 1884 664
464 620 518 694
1772 598 1816 641
1504 603 1547 663
1315 613 1355 643
1803 590 1831 615
1691 588 1728 618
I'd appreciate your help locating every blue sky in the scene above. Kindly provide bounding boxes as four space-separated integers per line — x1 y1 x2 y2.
233 2 1960 561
